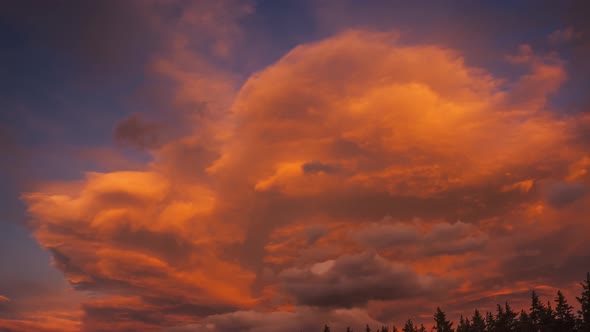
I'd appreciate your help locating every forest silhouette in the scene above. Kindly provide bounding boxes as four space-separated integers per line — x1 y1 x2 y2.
321 273 590 332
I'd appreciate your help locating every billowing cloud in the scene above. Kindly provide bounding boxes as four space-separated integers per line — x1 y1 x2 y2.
7 20 590 332
280 251 453 308
211 31 573 201
24 171 256 323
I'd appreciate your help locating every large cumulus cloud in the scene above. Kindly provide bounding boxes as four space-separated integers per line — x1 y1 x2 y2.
211 30 572 198
7 26 590 332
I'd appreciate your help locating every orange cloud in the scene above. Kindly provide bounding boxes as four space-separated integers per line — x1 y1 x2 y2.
0 309 80 332
23 170 257 330
0 319 78 332
18 29 590 330
211 31 575 199
501 179 535 193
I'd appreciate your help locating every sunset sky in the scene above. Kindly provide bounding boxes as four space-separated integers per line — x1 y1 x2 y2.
1 1 590 331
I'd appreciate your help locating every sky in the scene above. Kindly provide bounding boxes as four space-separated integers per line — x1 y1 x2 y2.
1 0 590 331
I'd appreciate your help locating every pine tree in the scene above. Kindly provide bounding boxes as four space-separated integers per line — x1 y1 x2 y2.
486 311 495 332
471 309 485 332
541 300 556 331
530 290 545 330
402 320 417 332
326 272 590 332
578 273 590 332
434 307 454 332
457 315 471 332
495 303 505 332
554 290 576 331
493 302 517 332
517 310 534 332
392 326 399 332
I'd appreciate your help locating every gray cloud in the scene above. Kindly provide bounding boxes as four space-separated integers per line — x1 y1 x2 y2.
80 293 238 332
500 223 590 285
280 252 451 308
426 221 473 240
420 221 488 256
422 235 487 256
113 114 162 150
542 181 588 207
301 161 340 174
353 219 487 256
352 222 417 248
305 225 328 245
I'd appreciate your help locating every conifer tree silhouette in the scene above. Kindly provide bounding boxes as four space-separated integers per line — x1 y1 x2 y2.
471 309 486 332
434 307 454 332
318 272 590 332
486 311 496 331
457 315 471 332
492 302 517 332
555 290 576 331
517 309 534 332
542 300 556 331
402 319 417 332
578 273 590 332
530 290 545 331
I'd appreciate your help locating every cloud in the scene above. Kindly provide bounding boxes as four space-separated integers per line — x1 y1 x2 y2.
501 179 535 193
211 30 574 201
0 319 77 332
423 235 487 256
352 222 417 248
548 27 580 44
280 252 452 308
113 114 162 150
23 170 257 329
504 44 567 109
301 161 340 174
305 225 328 244
351 219 487 256
162 307 384 332
80 296 193 332
541 181 588 208
496 192 590 286
17 27 590 330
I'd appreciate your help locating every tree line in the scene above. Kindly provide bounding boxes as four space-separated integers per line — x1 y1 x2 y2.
322 272 590 332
